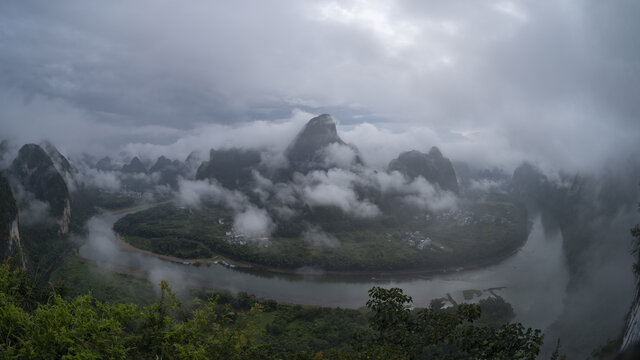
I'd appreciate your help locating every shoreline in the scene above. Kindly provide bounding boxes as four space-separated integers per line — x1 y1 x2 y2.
96 201 171 218
114 223 531 278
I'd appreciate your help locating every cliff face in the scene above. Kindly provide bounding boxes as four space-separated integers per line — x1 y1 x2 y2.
58 198 71 235
9 144 71 235
622 223 640 352
41 141 74 176
622 283 640 351
388 147 459 193
0 173 25 268
196 148 261 189
286 114 363 173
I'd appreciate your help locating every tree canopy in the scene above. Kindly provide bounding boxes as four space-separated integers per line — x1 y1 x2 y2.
0 262 543 359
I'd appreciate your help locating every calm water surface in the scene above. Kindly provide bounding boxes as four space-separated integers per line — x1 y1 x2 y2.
79 212 569 330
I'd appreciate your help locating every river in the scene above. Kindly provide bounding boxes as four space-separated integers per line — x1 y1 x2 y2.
78 211 569 331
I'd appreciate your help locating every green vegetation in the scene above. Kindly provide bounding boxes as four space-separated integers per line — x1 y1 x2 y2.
207 290 370 356
69 186 137 232
363 286 542 359
0 261 543 359
50 253 157 305
114 193 528 272
20 223 69 280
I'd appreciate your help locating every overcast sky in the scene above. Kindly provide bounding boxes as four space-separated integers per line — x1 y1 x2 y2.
1 1 639 172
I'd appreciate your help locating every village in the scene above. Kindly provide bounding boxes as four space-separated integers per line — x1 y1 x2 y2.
220 218 273 248
433 209 513 227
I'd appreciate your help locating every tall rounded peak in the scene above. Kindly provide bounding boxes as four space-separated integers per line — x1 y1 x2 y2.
302 114 338 138
400 150 424 158
285 114 364 173
428 146 443 157
15 144 54 168
308 114 334 125
388 147 459 193
288 114 342 154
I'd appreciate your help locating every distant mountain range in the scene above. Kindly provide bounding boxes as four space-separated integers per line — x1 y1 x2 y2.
6 113 621 273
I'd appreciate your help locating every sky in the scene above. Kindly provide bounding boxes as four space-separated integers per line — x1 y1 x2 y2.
1 0 639 173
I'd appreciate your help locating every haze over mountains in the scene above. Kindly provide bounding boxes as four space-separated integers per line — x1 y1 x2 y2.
1 111 639 358
1 1 640 358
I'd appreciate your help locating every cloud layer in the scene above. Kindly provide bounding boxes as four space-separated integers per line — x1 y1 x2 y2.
1 1 639 174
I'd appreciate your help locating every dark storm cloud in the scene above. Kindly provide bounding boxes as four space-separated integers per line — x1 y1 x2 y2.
0 1 639 172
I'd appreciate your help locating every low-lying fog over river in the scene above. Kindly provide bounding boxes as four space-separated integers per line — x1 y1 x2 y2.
79 210 569 331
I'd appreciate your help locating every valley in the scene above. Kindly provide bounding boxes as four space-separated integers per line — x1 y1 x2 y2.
72 206 568 332
0 113 637 358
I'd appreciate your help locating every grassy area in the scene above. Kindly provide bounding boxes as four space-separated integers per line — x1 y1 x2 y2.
113 194 528 272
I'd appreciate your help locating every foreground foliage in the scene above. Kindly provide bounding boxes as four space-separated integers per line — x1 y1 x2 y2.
360 287 543 359
0 263 543 359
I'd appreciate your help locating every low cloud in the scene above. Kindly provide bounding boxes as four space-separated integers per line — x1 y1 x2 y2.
19 197 54 225
303 182 380 218
322 143 359 169
298 169 381 218
302 226 339 248
7 181 56 225
175 178 248 210
175 178 275 238
400 177 458 212
74 168 122 191
233 206 274 238
365 170 458 212
469 178 506 192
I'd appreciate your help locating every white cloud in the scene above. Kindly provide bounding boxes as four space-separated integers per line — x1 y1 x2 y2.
233 206 274 237
298 169 380 218
321 143 359 169
302 226 339 247
365 169 458 212
175 178 247 210
74 168 122 191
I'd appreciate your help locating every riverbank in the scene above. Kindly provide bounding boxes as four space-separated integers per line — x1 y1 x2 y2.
96 202 170 218
112 200 532 278
115 220 532 278
76 210 569 319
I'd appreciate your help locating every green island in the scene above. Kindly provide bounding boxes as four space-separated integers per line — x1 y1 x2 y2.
113 193 528 273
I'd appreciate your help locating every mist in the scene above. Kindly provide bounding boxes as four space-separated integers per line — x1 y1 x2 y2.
2 1 640 358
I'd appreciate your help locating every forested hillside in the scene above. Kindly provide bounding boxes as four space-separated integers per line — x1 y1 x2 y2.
0 261 543 359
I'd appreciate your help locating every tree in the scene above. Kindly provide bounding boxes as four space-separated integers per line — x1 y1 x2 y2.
361 286 543 360
0 260 545 359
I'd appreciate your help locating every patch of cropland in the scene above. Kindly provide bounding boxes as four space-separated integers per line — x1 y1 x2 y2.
114 193 527 272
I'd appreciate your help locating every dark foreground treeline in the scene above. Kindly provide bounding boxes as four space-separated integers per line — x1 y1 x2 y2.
0 261 544 360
